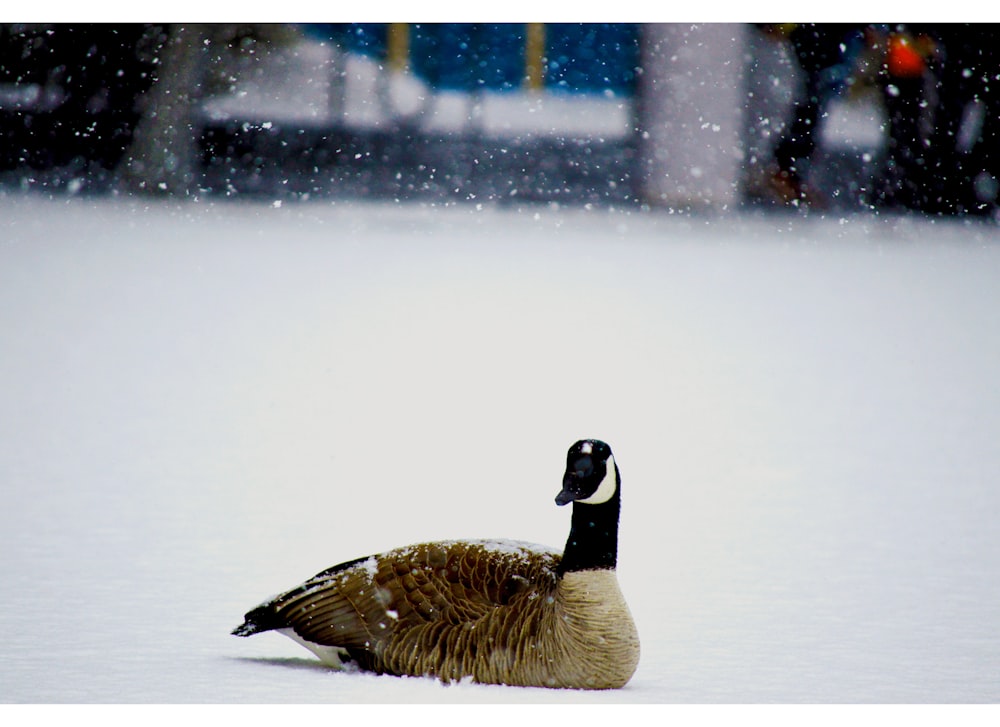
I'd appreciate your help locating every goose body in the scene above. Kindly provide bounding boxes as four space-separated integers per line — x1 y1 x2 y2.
232 440 639 690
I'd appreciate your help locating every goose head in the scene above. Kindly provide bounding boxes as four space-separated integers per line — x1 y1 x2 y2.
556 439 618 507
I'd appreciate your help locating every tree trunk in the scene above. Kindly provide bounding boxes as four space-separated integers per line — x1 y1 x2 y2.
636 23 747 210
118 24 206 196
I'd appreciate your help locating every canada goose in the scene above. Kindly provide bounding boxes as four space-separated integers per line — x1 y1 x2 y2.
232 439 639 689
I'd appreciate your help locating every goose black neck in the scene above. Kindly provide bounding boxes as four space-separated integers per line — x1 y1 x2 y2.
557 471 621 575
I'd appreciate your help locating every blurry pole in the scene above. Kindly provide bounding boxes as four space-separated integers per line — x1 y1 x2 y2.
524 23 545 92
119 24 207 196
328 40 346 123
636 23 747 210
387 24 409 72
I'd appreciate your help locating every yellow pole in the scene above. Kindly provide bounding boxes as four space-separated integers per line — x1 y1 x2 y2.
387 23 409 72
524 23 545 92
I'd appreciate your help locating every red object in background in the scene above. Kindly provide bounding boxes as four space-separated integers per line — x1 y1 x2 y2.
886 34 926 77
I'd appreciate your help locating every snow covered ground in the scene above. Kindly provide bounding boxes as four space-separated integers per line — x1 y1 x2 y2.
2 194 1000 706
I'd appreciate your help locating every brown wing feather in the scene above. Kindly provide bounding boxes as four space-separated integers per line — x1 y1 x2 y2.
262 540 560 667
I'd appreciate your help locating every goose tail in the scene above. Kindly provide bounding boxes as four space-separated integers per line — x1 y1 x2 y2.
231 603 279 637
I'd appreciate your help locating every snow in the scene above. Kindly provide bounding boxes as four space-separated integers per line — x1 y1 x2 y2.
820 95 887 152
2 194 1000 707
200 40 632 139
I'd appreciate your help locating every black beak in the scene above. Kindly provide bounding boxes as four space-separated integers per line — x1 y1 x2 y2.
555 473 581 506
555 488 577 506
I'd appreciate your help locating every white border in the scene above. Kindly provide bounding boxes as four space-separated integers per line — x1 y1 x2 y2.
10 4 999 23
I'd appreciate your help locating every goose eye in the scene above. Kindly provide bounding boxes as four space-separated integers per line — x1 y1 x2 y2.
573 456 593 478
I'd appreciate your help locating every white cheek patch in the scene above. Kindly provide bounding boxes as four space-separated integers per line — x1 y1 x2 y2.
577 455 618 505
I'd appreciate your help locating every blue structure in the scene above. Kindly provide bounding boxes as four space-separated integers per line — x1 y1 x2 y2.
303 23 638 96
543 23 637 95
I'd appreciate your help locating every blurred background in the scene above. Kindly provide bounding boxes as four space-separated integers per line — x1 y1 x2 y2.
0 22 997 218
